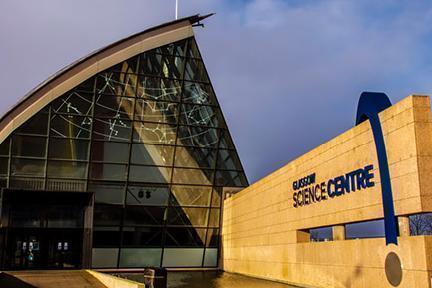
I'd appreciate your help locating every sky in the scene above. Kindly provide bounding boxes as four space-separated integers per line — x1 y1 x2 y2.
1 0 432 183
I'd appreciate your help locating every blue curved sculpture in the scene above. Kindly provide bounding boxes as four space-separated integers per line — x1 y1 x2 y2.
356 92 398 245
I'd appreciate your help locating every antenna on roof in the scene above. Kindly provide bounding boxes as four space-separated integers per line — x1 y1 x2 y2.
175 0 179 19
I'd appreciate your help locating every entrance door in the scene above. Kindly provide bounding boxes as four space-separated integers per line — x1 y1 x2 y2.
11 233 42 269
8 229 82 269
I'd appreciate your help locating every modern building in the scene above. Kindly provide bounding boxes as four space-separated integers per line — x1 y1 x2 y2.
0 14 248 270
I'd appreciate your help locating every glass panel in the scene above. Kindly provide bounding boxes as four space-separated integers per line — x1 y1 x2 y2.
122 227 163 247
169 186 212 207
91 141 130 163
92 248 119 268
93 205 122 226
91 163 127 181
93 227 121 247
176 126 218 148
89 182 125 205
131 144 174 166
187 38 201 59
51 91 93 116
15 112 48 135
180 104 221 127
94 95 134 119
110 56 139 74
208 209 220 227
162 55 185 79
0 138 10 156
310 227 333 242
165 228 206 247
96 72 136 97
218 130 235 149
119 248 162 267
174 146 216 169
345 219 385 239
0 157 8 175
47 206 83 228
137 77 181 102
134 99 178 124
216 149 242 170
93 118 131 142
162 248 204 267
126 185 169 206
172 168 213 185
203 248 218 267
50 114 91 139
156 39 188 57
184 58 209 82
206 229 219 247
410 213 432 235
49 138 89 160
124 206 166 226
11 158 45 177
128 165 171 184
47 161 88 179
211 188 222 207
10 208 41 227
167 207 209 227
215 170 247 187
74 77 95 92
132 122 176 145
12 135 47 158
139 53 163 77
183 82 214 104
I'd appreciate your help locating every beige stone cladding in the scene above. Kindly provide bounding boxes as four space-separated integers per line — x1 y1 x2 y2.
222 95 432 287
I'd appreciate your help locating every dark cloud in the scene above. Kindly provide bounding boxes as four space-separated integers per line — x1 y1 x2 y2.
1 0 432 183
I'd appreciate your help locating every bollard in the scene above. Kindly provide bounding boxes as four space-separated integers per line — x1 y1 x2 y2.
143 267 167 288
143 268 155 288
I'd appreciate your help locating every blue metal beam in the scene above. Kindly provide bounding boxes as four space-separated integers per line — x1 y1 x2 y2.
356 92 398 245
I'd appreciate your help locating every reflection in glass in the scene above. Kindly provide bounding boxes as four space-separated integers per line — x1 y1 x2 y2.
12 135 47 158
11 158 45 177
15 112 48 135
165 228 206 247
49 138 89 160
135 99 178 123
177 126 218 147
174 146 216 169
128 165 171 183
132 122 176 144
122 227 163 247
47 161 88 179
173 168 213 185
119 248 162 267
131 144 174 166
170 186 212 207
168 206 209 227
51 114 91 139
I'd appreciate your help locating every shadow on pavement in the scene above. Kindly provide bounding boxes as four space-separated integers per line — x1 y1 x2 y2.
0 272 37 288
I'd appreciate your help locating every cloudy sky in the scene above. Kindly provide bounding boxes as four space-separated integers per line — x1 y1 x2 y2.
1 0 431 183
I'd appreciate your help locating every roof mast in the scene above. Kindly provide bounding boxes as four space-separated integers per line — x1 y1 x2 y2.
175 0 179 19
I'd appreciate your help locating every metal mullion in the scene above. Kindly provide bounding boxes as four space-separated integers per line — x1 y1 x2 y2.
6 137 12 188
43 106 52 190
160 38 191 267
118 56 140 268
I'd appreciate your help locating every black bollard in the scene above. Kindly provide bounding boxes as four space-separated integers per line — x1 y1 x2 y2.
144 267 167 288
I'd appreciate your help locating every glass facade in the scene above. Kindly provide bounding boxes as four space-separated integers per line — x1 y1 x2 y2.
0 37 248 268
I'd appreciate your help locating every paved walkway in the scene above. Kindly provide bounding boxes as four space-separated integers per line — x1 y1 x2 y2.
1 270 107 288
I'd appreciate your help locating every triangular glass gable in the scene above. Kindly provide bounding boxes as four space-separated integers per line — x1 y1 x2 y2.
0 35 248 269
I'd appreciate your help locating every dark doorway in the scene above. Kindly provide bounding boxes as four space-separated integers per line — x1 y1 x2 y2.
1 190 92 270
